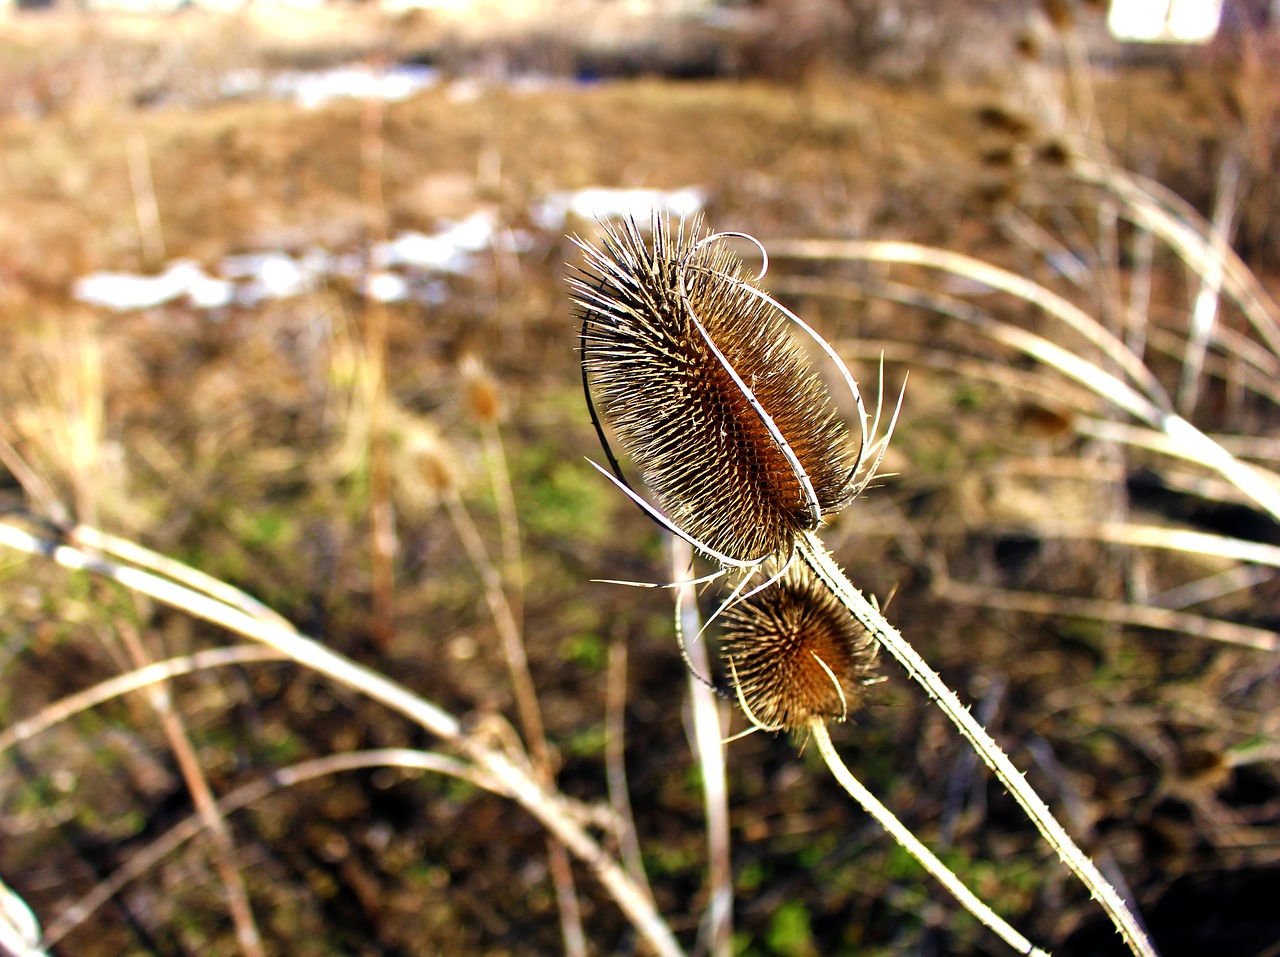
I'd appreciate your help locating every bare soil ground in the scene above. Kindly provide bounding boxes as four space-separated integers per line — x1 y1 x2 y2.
1 8 1278 957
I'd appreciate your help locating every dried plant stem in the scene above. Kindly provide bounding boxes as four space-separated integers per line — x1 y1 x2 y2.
71 525 295 632
671 536 733 957
359 66 395 651
766 239 1167 402
444 493 550 767
107 614 263 957
1071 158 1280 356
0 519 683 957
932 574 1278 653
810 722 1048 957
785 266 1280 523
442 493 587 957
1179 151 1241 414
481 420 526 632
42 749 505 947
1002 520 1280 569
1124 208 1156 358
125 130 165 268
605 640 656 900
0 426 66 526
0 645 287 755
798 532 1158 957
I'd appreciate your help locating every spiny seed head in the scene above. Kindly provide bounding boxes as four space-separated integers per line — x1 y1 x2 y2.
572 215 855 563
460 354 503 424
719 564 879 732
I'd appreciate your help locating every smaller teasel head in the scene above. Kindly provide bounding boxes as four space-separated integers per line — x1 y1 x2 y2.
572 214 876 568
718 564 880 732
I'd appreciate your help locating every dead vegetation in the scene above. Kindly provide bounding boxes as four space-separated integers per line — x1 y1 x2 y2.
1 6 1278 957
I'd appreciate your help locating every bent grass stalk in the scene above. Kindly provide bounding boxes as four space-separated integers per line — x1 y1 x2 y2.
41 749 501 947
1070 157 1280 357
763 252 1280 524
23 319 263 957
0 645 288 756
932 574 1279 653
0 518 685 957
443 488 589 957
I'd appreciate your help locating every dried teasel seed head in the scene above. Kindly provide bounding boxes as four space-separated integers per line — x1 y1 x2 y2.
572 215 856 564
460 354 503 424
403 422 457 497
718 564 879 732
1041 0 1073 31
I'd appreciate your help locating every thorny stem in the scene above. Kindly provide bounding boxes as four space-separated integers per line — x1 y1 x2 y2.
810 722 1049 957
798 532 1159 957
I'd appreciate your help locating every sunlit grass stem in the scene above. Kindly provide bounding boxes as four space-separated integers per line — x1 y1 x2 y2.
810 722 1049 957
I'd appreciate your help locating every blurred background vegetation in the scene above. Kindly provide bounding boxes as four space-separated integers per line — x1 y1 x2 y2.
1 1 1278 954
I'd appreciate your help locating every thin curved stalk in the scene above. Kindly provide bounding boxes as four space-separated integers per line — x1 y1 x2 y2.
604 641 656 902
932 574 1278 653
764 238 1169 405
798 532 1158 957
1071 158 1280 356
71 525 297 633
810 722 1049 957
106 615 262 957
0 645 287 756
789 272 1280 523
42 749 502 946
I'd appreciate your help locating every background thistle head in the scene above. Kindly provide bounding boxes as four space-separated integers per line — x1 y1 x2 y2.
572 214 859 566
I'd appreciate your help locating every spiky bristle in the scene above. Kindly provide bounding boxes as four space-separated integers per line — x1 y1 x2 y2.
573 216 853 563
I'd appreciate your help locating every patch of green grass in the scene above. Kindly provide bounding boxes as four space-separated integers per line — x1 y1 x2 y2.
563 721 606 759
515 449 619 545
558 631 606 672
765 899 818 957
737 858 766 894
256 723 307 766
645 843 700 878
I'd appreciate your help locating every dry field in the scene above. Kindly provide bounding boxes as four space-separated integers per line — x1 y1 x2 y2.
1 7 1278 956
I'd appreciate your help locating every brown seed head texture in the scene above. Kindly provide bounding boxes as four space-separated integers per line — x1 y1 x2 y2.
719 565 878 730
460 355 503 424
573 216 854 563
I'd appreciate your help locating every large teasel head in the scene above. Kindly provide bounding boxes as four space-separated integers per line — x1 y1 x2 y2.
572 215 866 566
718 563 879 731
